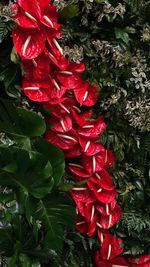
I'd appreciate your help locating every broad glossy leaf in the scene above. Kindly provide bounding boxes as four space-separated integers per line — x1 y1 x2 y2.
35 194 76 250
0 98 46 138
33 139 65 186
0 146 53 198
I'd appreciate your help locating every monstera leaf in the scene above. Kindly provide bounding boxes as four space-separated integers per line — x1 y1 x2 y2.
0 98 46 142
35 194 76 250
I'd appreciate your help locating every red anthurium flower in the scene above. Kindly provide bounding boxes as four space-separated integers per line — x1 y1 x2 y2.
55 62 85 88
75 213 97 237
83 203 97 223
128 255 150 267
45 47 68 70
45 129 78 150
48 77 67 99
131 263 150 267
95 251 112 267
22 80 50 102
16 0 59 29
39 0 52 10
53 98 76 117
13 26 46 59
76 204 98 237
56 69 83 89
96 200 117 216
65 144 82 158
87 213 98 237
104 149 116 168
41 5 61 29
12 4 39 28
111 257 130 267
79 137 104 156
76 214 88 234
93 169 115 191
43 98 76 117
71 108 93 126
99 204 122 229
70 187 96 216
69 62 85 73
48 114 72 133
70 187 95 205
100 234 124 261
95 251 129 267
22 52 50 81
88 178 116 203
18 0 41 19
81 152 107 174
68 163 91 178
46 34 69 70
47 35 63 59
77 116 106 138
74 81 98 106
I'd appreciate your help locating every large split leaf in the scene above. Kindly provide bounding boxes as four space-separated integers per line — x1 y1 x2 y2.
35 194 76 250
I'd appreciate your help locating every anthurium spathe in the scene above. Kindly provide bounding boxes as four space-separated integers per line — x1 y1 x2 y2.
68 163 91 178
71 108 93 126
75 213 97 237
13 26 46 59
48 77 67 99
98 204 122 229
56 62 85 89
79 137 105 156
45 129 78 150
74 81 98 106
22 52 50 81
22 80 51 101
93 169 115 191
48 114 72 133
81 151 110 174
128 255 150 267
100 234 124 261
15 0 59 30
95 251 130 267
77 116 106 138
65 144 82 158
87 178 116 203
43 98 76 118
70 187 96 217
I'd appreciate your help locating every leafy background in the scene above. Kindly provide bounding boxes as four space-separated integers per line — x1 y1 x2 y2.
0 0 150 266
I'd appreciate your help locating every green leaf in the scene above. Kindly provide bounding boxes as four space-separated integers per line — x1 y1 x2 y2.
0 146 53 199
60 4 79 19
19 254 41 267
33 139 65 186
35 194 75 250
114 27 130 44
0 98 46 139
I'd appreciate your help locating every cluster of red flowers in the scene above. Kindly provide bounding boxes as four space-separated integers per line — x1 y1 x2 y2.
12 1 150 266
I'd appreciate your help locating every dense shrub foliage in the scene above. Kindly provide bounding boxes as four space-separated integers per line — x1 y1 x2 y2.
0 0 149 266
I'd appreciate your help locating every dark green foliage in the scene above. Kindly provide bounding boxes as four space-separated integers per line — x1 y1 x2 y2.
0 99 75 266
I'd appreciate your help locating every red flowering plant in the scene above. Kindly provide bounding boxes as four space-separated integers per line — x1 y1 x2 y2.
9 0 150 266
